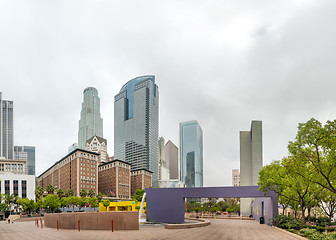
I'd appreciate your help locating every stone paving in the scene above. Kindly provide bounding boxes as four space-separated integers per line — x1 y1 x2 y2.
0 219 302 240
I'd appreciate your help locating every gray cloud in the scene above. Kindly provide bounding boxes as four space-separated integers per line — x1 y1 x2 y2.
1 0 336 186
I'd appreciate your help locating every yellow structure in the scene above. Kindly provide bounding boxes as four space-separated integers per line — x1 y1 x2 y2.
99 201 146 212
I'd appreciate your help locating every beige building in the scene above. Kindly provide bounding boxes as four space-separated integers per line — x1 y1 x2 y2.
86 135 108 164
98 159 131 200
232 169 240 186
38 149 99 196
0 157 27 175
131 169 152 196
164 140 178 180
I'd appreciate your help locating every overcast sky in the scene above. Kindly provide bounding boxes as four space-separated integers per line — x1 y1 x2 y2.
1 0 336 187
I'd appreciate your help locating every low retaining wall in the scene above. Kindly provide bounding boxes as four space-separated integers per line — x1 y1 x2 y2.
44 212 139 230
165 218 210 229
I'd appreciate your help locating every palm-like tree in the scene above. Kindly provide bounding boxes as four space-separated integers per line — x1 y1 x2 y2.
56 188 64 199
88 189 95 198
4 194 14 213
35 186 44 200
66 189 74 197
46 184 55 195
80 189 87 198
97 192 103 202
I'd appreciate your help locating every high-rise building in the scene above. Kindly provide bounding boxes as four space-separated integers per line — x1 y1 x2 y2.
14 146 35 175
114 76 159 187
164 140 178 180
86 135 108 164
158 137 169 180
0 92 14 159
68 143 79 153
78 87 103 149
240 120 263 216
232 169 240 186
179 120 203 187
130 169 152 196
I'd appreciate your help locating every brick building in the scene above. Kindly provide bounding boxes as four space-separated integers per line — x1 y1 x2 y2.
98 159 131 200
131 169 152 196
38 149 99 196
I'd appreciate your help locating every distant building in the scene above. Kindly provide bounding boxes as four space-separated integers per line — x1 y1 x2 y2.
158 137 169 181
98 159 131 200
164 140 178 180
78 87 103 149
38 149 99 196
114 76 159 187
130 169 152 196
68 143 79 153
14 146 35 175
232 169 240 186
158 179 185 188
86 135 108 164
0 157 27 175
0 92 14 159
0 173 35 200
180 120 203 187
240 120 263 216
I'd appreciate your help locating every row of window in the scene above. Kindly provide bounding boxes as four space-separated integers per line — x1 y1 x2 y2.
1 180 27 198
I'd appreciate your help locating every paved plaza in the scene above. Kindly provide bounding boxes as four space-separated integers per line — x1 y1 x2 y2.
0 219 302 240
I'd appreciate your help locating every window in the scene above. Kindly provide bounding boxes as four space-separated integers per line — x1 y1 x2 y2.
5 180 10 195
22 180 27 199
13 180 18 196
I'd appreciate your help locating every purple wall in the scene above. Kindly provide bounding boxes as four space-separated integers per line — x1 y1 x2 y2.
251 197 274 224
146 186 278 224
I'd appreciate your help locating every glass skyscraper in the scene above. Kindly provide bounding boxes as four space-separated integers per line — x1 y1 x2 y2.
78 87 103 149
114 76 159 186
0 92 14 159
14 146 35 175
180 120 203 187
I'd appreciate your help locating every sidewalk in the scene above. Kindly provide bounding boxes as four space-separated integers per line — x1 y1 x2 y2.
0 219 302 240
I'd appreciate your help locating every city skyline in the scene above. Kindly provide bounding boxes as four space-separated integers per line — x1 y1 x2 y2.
2 1 336 187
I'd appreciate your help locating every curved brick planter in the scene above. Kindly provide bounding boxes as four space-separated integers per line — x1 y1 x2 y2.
44 212 139 231
165 218 210 229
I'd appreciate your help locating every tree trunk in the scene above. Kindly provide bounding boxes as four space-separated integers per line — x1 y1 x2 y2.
308 207 311 223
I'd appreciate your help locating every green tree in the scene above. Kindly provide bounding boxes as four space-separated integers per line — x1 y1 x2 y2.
56 188 64 199
77 197 87 211
60 197 68 211
46 184 55 195
97 192 103 202
80 189 87 198
43 194 60 213
88 189 95 198
67 196 78 212
18 198 35 214
287 118 336 194
132 189 145 202
66 189 74 197
35 186 44 200
102 199 110 210
88 197 99 210
319 190 336 222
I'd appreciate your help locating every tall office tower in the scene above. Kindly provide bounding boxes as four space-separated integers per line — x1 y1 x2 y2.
240 120 263 216
14 146 35 175
158 137 169 180
164 140 178 179
179 120 203 187
78 87 103 149
114 76 159 187
0 92 14 159
232 169 240 186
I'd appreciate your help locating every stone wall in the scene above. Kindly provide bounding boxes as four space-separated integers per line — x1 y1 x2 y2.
44 212 139 230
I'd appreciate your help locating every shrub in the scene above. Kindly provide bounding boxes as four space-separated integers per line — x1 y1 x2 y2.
269 215 301 230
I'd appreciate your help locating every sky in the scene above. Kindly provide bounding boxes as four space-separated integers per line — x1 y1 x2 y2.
1 0 336 187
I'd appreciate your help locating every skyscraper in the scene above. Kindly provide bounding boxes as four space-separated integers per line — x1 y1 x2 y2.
164 140 178 180
180 120 203 187
240 120 263 216
0 92 14 159
114 75 159 186
14 146 35 175
78 87 103 149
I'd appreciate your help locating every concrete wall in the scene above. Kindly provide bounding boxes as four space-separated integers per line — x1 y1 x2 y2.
251 197 273 225
44 212 139 230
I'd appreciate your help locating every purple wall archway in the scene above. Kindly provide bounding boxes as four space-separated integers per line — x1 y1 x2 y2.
145 186 277 224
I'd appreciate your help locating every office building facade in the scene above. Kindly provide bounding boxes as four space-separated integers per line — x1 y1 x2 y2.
179 120 203 187
232 169 240 186
0 173 35 200
130 169 152 196
0 92 14 159
38 149 99 196
98 159 131 200
164 140 178 180
86 135 108 164
14 146 35 175
0 157 27 175
78 87 103 149
114 76 159 186
240 120 263 216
